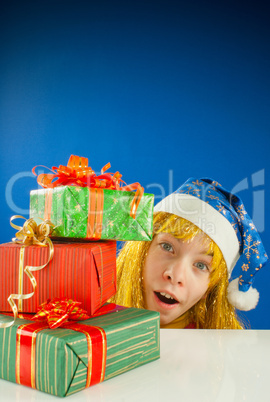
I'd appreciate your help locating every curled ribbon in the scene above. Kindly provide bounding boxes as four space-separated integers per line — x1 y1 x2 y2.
0 216 54 328
32 297 90 329
32 155 144 219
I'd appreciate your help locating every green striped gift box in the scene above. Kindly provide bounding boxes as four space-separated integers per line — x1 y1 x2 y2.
0 307 160 397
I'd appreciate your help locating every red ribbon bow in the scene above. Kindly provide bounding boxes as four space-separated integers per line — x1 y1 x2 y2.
32 297 90 329
32 155 123 189
32 155 144 219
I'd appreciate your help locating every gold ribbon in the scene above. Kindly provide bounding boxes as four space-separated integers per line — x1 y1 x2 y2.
0 216 54 328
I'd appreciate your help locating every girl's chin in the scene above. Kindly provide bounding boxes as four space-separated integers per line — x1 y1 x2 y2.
158 310 182 326
160 317 172 326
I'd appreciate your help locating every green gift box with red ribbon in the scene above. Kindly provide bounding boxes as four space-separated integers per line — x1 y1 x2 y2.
30 185 154 241
0 306 160 397
30 155 154 241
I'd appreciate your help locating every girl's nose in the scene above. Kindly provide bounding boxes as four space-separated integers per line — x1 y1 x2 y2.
162 260 186 285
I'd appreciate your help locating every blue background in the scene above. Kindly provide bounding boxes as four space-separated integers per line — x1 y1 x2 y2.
1 0 269 328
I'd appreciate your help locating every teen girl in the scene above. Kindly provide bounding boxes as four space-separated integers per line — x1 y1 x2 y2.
111 178 268 329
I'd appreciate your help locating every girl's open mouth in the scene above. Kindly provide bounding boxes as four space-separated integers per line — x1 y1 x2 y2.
154 291 179 305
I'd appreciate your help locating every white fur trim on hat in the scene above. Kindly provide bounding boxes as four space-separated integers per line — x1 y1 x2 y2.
227 278 259 311
154 193 240 274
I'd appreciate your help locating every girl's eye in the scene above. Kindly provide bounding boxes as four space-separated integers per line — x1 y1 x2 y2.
160 242 173 252
195 262 209 271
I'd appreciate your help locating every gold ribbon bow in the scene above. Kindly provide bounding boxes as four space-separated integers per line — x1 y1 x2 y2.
0 216 54 328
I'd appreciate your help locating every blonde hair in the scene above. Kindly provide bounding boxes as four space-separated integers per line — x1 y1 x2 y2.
111 212 245 329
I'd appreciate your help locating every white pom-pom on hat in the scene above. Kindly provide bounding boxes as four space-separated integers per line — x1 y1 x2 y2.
227 278 259 311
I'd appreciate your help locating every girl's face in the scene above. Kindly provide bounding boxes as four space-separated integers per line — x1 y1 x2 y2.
143 232 212 326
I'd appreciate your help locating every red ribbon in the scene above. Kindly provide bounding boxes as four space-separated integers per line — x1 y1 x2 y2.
16 320 107 389
15 299 126 390
32 155 144 219
32 297 90 329
31 298 122 329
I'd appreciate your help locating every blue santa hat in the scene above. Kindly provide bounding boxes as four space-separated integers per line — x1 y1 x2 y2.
154 177 268 311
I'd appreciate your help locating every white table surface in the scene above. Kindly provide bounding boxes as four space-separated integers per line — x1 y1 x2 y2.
1 329 269 402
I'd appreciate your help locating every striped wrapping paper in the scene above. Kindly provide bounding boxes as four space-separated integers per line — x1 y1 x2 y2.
0 241 116 315
30 185 154 241
0 307 160 397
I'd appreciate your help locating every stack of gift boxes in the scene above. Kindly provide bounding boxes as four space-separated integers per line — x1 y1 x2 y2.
0 156 160 397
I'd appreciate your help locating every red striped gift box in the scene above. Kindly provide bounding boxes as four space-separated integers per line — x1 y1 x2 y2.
0 241 116 315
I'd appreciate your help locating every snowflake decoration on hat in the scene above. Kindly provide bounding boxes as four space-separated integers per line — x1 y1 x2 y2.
236 204 247 220
242 233 260 261
242 264 250 272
